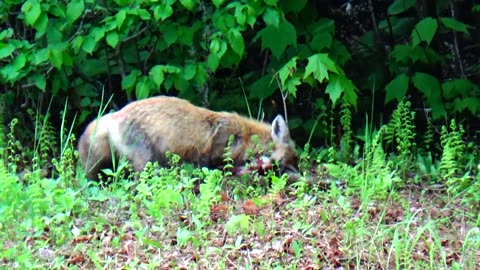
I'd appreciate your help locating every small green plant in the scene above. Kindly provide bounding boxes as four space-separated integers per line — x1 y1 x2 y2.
384 99 416 180
439 119 465 181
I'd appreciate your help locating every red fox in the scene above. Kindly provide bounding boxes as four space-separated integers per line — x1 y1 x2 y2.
78 96 298 180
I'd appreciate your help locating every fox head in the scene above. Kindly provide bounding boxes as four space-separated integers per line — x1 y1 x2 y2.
269 115 299 175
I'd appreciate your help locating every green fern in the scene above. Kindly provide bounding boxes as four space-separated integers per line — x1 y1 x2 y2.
339 104 353 162
439 119 465 181
384 100 416 179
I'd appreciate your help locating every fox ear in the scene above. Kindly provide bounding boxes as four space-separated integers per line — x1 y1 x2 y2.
271 115 290 143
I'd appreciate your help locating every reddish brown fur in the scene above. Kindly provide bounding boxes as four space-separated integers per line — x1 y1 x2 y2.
78 96 298 180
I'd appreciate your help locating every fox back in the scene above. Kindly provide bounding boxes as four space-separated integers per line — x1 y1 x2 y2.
78 96 298 180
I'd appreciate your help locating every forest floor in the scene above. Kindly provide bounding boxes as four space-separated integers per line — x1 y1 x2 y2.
3 171 479 270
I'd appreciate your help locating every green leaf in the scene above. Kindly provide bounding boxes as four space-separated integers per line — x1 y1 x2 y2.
279 0 307 13
14 53 26 71
439 17 470 34
277 57 298 87
149 66 165 87
31 73 46 91
385 73 409 103
0 28 14 40
412 72 444 118
227 29 244 56
193 64 207 85
264 0 277 6
442 78 477 99
0 42 15 59
122 69 141 90
33 48 49 65
387 0 415 15
49 49 63 69
66 0 84 24
411 17 438 47
154 4 173 21
258 20 296 59
183 62 197 80
304 54 341 83
234 5 247 26
452 97 480 114
71 36 83 54
106 31 119 48
160 24 178 46
82 36 96 54
137 9 151 20
116 10 126 29
33 12 48 34
22 0 42 26
325 75 343 105
249 74 276 99
284 75 301 97
207 53 220 72
212 0 224 8
263 8 280 27
135 77 153 100
180 0 195 10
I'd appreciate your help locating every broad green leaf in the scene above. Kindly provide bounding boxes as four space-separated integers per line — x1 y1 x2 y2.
442 79 477 99
263 8 280 27
92 27 106 42
325 75 343 105
304 54 341 83
258 20 296 59
137 9 151 20
116 10 126 29
66 0 84 24
22 0 42 26
439 17 470 34
341 77 358 107
234 5 247 26
412 72 444 118
309 33 332 51
385 73 409 103
160 24 178 46
177 26 194 46
227 29 244 56
122 69 141 90
284 75 301 97
193 64 207 85
207 53 220 71
180 0 195 10
452 97 480 114
135 77 153 100
248 74 276 99
154 4 173 21
279 0 307 13
106 31 119 48
183 62 196 80
277 57 298 87
212 0 224 8
149 66 165 87
71 36 83 54
82 36 96 54
33 48 49 65
0 28 14 40
0 42 15 59
387 0 415 15
209 39 220 54
411 17 438 47
33 12 48 34
31 73 46 91
49 49 63 69
13 53 27 71
264 0 277 6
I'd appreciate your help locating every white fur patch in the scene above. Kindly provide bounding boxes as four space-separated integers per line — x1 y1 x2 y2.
105 114 129 156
